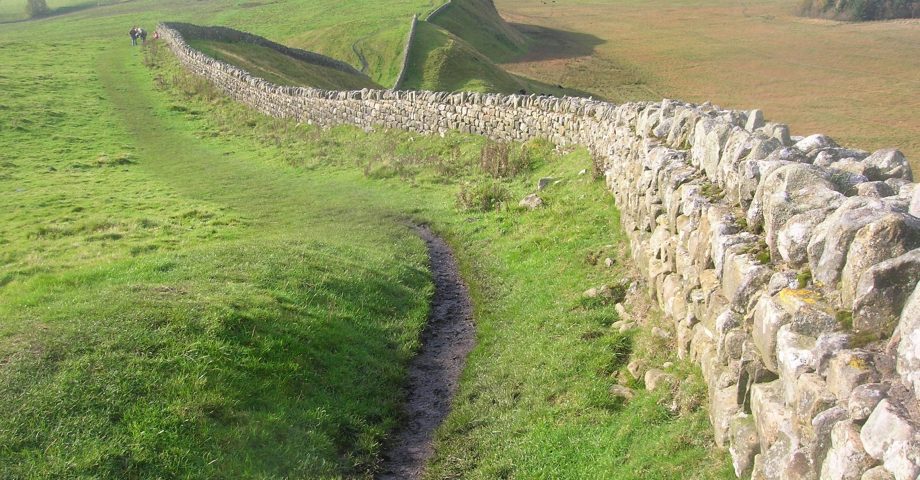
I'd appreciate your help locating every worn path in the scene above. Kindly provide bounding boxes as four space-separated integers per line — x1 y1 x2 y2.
376 225 476 480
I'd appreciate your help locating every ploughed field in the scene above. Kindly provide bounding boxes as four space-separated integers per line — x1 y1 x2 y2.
496 0 920 169
0 0 735 478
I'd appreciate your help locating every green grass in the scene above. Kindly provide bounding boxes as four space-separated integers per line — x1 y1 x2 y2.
209 0 434 86
0 21 439 477
0 0 432 86
187 39 380 89
2 1 733 478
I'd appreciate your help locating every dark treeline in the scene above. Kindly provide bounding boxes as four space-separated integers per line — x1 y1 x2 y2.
798 0 919 20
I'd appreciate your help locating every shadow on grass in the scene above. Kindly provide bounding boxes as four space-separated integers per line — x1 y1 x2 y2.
506 23 605 64
1 2 123 24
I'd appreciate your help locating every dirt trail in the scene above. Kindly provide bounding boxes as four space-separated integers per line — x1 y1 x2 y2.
376 225 475 480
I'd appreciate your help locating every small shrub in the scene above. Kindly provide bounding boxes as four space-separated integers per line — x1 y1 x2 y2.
479 141 531 179
700 182 725 202
796 268 812 289
456 178 510 211
836 310 854 330
740 240 771 265
143 40 162 68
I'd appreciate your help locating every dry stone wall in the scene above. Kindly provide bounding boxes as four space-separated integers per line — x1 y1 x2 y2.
391 14 418 90
158 23 920 480
425 0 452 21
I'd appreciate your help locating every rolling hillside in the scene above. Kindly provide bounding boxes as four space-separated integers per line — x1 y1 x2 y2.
0 0 752 478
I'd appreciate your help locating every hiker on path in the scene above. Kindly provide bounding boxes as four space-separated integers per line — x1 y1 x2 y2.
129 26 138 46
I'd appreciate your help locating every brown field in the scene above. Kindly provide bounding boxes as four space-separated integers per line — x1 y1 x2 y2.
496 0 920 168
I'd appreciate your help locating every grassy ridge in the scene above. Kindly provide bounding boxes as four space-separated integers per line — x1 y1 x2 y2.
402 21 529 92
188 39 380 89
210 0 432 87
428 0 528 62
402 21 580 95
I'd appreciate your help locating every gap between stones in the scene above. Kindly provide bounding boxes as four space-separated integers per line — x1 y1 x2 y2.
376 224 476 480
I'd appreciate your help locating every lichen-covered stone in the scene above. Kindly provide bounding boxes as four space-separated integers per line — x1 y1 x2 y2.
809 197 895 289
861 466 895 480
826 350 880 400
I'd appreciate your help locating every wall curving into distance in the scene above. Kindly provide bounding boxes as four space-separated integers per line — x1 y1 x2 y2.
158 23 920 480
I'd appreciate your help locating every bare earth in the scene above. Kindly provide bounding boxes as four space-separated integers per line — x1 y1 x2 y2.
376 226 475 480
496 0 920 168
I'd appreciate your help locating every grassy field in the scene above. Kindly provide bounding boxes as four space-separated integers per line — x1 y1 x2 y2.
0 0 432 86
497 0 920 167
0 12 439 476
188 39 380 89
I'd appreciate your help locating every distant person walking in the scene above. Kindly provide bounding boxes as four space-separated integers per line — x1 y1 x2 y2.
129 26 138 46
138 28 147 45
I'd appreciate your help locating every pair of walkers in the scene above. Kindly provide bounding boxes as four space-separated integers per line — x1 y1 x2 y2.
129 26 147 46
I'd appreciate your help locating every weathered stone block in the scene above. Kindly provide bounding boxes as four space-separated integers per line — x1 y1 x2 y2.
730 413 761 478
826 350 880 401
776 324 818 404
863 149 912 182
852 249 920 339
860 399 919 480
820 420 879 480
761 164 843 257
809 197 895 289
722 245 772 310
752 380 790 452
847 383 889 422
752 294 793 373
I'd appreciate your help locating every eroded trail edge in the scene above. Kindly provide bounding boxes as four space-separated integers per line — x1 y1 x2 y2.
377 226 475 480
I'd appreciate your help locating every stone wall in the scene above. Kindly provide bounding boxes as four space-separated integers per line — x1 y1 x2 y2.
425 0 452 21
391 14 418 90
158 23 920 480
